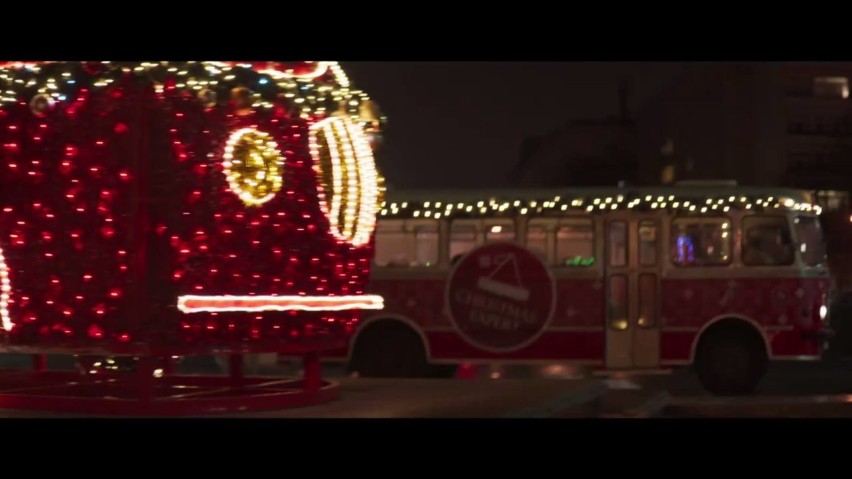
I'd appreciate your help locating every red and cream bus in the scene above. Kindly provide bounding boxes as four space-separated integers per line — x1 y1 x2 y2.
329 183 833 394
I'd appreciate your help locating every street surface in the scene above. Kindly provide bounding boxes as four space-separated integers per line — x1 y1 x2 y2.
2 355 852 417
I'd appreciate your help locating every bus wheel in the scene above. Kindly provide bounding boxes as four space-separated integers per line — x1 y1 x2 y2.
348 321 429 378
695 326 767 396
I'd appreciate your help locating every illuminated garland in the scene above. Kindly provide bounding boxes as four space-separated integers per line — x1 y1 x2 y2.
380 193 822 219
0 61 383 348
0 246 10 331
0 61 382 127
222 128 284 206
310 117 380 246
177 295 384 313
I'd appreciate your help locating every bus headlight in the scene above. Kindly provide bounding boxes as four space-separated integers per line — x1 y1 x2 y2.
820 305 828 321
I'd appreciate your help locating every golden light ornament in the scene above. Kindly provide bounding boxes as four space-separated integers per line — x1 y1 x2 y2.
222 128 284 206
309 116 380 247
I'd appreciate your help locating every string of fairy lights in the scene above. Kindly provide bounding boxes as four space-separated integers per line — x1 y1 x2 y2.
309 116 381 247
0 61 385 346
379 193 822 219
0 61 382 125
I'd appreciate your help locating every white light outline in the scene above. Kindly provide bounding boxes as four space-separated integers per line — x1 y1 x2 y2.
333 119 359 239
177 294 384 313
343 118 380 246
309 117 379 247
0 245 11 331
256 61 331 81
222 128 284 206
321 120 343 235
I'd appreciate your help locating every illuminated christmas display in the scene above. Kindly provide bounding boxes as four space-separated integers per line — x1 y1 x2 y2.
0 61 385 354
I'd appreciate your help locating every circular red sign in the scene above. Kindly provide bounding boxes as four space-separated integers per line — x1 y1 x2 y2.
446 242 555 352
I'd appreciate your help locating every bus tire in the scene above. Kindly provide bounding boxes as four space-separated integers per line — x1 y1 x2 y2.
348 321 429 378
695 326 767 396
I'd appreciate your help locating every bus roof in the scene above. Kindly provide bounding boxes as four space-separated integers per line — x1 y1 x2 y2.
379 185 820 219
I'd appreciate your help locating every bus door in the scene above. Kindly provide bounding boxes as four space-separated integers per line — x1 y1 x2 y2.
604 215 662 370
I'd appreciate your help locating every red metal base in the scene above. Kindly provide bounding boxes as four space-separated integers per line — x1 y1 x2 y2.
0 353 337 416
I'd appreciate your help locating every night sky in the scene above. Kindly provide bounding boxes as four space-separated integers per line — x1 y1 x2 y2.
342 62 688 190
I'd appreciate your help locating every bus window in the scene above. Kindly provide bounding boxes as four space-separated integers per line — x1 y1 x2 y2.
526 223 549 262
608 221 627 267
794 216 827 267
450 222 477 263
485 222 515 243
638 273 657 328
742 216 794 266
638 221 658 266
557 219 595 267
374 220 411 267
608 275 628 330
671 218 731 266
414 225 439 267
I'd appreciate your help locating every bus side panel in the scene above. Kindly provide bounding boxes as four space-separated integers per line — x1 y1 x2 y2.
552 278 605 329
660 332 696 364
324 276 606 362
660 276 829 362
426 331 603 362
367 277 449 329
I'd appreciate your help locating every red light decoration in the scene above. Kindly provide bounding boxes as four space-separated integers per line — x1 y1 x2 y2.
0 61 384 352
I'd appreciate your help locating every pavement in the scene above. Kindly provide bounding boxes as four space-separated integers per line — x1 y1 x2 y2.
2 355 852 417
0 355 611 418
221 378 607 418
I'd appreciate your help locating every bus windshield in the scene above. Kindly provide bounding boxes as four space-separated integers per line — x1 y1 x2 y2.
794 216 827 267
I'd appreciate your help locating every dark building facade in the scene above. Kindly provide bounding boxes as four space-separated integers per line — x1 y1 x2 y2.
512 80 637 187
513 63 852 290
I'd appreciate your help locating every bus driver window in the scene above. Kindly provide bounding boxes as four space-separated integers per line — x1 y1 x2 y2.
742 216 794 267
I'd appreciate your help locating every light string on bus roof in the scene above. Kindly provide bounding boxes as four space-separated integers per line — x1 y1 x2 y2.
378 194 822 219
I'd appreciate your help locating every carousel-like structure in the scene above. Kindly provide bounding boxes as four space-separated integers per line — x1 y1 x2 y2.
0 61 385 415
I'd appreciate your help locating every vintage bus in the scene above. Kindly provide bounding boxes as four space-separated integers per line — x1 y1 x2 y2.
325 183 833 395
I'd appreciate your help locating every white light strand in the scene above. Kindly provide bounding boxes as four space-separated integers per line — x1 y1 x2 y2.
309 117 379 247
177 294 384 313
0 245 11 331
378 194 822 219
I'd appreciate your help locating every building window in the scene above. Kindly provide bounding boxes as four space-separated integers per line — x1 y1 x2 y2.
814 77 849 99
788 152 811 167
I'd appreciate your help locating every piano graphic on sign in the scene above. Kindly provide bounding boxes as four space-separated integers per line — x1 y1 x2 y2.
476 253 531 302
